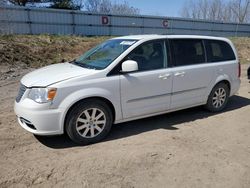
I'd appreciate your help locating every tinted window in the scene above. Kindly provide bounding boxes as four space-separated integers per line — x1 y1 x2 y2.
205 40 236 62
171 39 205 66
126 40 166 71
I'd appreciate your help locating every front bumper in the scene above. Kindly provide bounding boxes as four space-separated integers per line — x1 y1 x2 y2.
14 99 64 136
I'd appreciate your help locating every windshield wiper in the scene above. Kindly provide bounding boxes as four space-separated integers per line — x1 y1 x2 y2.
70 59 78 64
70 60 97 70
71 60 86 67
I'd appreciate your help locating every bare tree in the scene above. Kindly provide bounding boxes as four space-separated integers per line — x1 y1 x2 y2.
220 3 233 22
109 1 139 15
84 0 99 12
229 0 250 23
199 0 209 20
85 0 139 15
181 0 212 20
49 0 84 10
99 0 111 13
8 0 45 6
0 0 8 5
8 0 59 6
208 0 223 21
181 0 250 23
7 0 84 8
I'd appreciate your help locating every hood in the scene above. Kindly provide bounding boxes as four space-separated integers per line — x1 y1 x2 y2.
21 63 97 87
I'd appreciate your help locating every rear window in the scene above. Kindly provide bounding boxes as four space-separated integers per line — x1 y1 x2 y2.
171 39 206 66
205 40 236 62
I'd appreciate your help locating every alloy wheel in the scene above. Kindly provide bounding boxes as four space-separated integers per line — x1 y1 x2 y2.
76 108 106 138
212 88 226 108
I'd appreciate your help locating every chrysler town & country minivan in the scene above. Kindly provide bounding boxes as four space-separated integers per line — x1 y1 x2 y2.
14 35 241 144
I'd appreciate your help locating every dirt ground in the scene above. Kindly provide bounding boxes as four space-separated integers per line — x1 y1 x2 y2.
0 64 249 188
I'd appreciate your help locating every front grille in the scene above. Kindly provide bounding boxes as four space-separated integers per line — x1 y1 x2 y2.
16 84 26 103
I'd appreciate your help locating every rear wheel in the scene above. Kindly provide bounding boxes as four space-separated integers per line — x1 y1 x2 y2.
205 83 230 112
65 99 113 144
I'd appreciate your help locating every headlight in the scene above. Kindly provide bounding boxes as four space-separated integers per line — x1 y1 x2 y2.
28 88 57 103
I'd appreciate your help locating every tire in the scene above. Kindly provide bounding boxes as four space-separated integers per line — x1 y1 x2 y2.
65 99 113 145
205 82 230 112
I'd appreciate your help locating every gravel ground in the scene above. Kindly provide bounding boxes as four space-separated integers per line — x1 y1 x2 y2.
0 64 249 188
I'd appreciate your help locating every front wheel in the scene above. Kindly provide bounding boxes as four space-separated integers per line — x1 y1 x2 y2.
65 99 113 144
205 83 230 112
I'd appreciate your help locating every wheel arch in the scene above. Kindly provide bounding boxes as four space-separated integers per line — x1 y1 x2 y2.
214 79 231 95
206 76 232 103
63 96 116 133
58 87 121 134
205 79 231 112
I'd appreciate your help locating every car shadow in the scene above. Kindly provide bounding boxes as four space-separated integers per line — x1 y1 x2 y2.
35 95 250 149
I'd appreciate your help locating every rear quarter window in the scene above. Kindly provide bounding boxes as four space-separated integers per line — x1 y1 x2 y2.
205 40 236 62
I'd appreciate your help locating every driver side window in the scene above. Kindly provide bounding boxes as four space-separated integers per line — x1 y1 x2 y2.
126 40 166 72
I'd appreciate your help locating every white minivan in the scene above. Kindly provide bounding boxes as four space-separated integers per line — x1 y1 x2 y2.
14 35 241 144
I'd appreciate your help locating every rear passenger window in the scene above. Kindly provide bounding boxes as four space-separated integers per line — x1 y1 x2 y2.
205 40 236 62
171 39 205 66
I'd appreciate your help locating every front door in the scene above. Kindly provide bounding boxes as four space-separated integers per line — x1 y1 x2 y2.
120 40 173 119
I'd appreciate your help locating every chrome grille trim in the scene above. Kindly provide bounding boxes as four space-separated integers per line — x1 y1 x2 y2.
16 84 26 103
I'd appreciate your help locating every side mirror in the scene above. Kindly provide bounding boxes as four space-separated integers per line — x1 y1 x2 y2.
121 60 138 73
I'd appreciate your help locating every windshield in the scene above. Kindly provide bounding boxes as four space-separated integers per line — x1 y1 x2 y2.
73 39 138 70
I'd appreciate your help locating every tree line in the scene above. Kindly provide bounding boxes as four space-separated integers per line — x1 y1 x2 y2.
181 0 250 23
2 0 249 23
3 0 140 15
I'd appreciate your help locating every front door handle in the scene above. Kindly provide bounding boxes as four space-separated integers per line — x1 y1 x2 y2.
159 73 171 79
174 72 185 77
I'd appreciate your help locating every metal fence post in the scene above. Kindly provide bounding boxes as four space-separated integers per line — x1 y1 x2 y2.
71 11 75 35
171 19 174 35
142 16 144 34
235 22 239 37
108 15 112 36
26 7 32 34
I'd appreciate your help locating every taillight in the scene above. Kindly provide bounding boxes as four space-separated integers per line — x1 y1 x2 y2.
238 62 241 77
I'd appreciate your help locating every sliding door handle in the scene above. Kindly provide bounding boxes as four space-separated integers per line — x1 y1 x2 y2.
159 73 171 79
174 72 185 77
